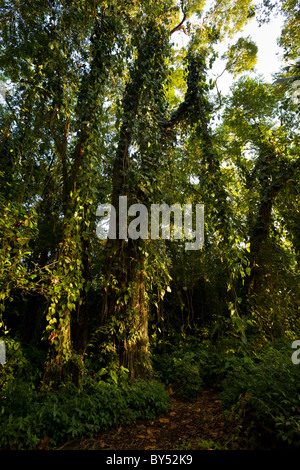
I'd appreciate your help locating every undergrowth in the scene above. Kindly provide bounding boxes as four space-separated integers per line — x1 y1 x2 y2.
152 334 300 448
0 337 169 450
0 377 169 449
1 334 300 449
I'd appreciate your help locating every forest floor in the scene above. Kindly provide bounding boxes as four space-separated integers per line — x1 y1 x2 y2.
54 389 269 451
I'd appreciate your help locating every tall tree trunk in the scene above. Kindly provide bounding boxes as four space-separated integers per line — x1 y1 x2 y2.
245 138 300 303
101 20 169 379
43 13 116 386
101 66 149 379
102 237 151 379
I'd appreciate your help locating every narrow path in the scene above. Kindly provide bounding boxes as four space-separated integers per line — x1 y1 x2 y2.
56 389 240 451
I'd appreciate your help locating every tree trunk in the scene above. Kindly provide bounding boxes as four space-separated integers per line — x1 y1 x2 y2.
245 136 300 301
100 22 165 379
102 237 151 379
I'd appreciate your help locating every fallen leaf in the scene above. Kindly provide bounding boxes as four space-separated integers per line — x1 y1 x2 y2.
158 418 169 424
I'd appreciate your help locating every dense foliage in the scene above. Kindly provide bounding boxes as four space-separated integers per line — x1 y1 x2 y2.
0 0 299 450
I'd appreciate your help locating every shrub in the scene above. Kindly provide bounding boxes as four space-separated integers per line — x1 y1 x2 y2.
0 336 45 390
0 337 29 389
220 341 300 447
153 347 203 401
0 377 169 449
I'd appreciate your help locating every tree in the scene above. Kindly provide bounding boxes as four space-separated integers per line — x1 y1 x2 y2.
221 75 300 336
4 0 295 382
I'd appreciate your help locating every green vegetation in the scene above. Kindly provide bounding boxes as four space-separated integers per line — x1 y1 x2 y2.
0 0 299 450
0 337 169 449
2 334 300 449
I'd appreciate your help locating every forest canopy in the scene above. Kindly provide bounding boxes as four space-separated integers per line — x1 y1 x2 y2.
0 0 299 450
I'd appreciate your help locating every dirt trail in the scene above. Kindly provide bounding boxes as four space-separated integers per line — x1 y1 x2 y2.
56 389 239 451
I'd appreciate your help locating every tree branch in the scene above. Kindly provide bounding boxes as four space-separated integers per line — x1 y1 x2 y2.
201 0 224 26
170 1 188 35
